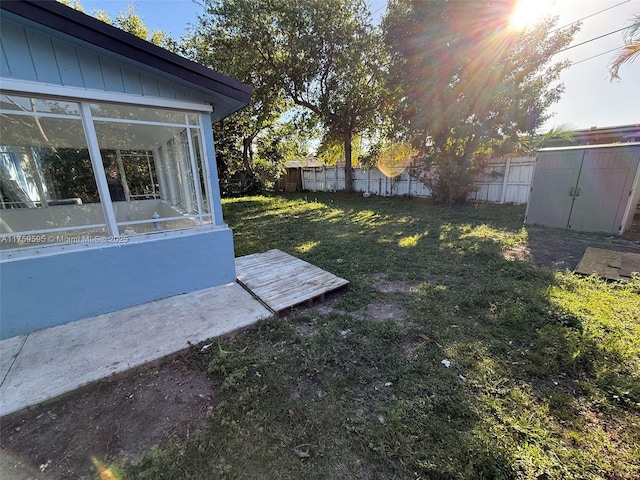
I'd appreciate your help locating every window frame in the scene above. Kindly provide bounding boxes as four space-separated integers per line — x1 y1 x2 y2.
1 83 220 261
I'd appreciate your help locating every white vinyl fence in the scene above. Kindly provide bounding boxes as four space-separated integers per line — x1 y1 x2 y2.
302 156 535 204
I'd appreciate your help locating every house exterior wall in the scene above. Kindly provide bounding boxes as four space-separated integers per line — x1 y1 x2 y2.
0 229 236 339
0 12 210 104
0 11 240 339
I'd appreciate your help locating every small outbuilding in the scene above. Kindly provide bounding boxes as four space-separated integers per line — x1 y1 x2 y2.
0 1 252 338
278 158 324 192
525 143 640 235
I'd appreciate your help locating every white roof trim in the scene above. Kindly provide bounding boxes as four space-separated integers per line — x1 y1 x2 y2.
0 78 214 112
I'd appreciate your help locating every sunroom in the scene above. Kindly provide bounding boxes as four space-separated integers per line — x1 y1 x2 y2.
0 1 252 339
1 95 215 245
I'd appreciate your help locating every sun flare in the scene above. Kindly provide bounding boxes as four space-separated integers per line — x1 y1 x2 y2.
509 0 554 31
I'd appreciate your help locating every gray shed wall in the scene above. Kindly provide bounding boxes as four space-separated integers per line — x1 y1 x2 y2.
525 144 640 234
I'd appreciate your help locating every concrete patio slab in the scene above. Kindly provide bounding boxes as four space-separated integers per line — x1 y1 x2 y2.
0 335 26 386
0 282 271 417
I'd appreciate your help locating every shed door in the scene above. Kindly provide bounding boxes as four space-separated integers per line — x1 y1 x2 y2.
569 147 640 233
525 150 583 228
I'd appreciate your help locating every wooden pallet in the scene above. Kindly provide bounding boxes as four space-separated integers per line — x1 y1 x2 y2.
236 249 349 316
575 247 640 281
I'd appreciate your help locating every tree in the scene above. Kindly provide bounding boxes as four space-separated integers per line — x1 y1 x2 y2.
58 0 176 49
183 11 288 190
383 0 579 204
316 134 364 167
198 0 389 193
610 13 640 79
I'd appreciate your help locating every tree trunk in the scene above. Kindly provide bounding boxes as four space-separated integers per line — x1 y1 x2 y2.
461 134 479 169
344 131 354 193
242 137 254 176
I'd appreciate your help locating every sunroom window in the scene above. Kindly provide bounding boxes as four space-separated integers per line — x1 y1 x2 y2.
0 94 214 252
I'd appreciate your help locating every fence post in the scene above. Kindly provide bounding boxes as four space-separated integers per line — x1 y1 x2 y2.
366 169 371 195
500 157 511 204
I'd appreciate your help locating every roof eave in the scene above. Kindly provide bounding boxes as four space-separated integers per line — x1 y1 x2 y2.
0 0 252 109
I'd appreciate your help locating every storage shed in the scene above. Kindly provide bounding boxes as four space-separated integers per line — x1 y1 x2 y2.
278 158 324 192
525 143 640 235
0 1 251 339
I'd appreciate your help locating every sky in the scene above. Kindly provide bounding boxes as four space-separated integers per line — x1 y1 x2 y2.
82 0 639 131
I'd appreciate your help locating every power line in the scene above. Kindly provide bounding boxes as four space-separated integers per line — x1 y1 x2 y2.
371 4 385 16
549 0 630 34
570 47 621 66
556 26 629 53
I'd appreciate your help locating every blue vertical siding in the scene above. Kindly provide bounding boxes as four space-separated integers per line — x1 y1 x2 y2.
0 42 11 79
174 83 192 101
157 76 177 98
0 17 37 79
100 56 126 92
0 13 208 104
139 70 161 97
51 37 83 86
77 47 105 89
26 29 61 84
120 64 144 95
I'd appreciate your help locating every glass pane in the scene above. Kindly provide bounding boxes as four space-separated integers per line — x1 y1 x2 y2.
191 130 211 216
0 94 80 115
0 103 107 250
0 115 87 149
90 103 187 124
122 151 159 200
93 114 204 235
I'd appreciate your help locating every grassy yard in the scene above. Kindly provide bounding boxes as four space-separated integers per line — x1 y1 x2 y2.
128 193 640 480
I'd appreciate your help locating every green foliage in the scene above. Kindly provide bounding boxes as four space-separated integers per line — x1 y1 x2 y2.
198 0 389 193
383 1 579 204
491 123 576 156
610 13 640 79
60 0 177 49
409 150 487 204
42 148 99 203
115 4 148 40
184 6 290 187
316 134 366 167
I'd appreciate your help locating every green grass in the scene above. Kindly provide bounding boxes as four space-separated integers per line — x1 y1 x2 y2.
126 193 640 480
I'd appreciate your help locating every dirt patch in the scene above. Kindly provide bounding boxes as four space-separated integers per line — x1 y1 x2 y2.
351 300 407 324
503 226 639 271
370 273 420 294
0 355 214 480
293 321 317 337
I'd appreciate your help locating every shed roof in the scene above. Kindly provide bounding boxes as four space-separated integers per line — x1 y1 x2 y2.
0 0 252 120
538 142 640 153
543 124 640 147
285 158 325 169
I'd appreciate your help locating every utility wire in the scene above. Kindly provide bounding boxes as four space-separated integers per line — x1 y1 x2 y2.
556 26 629 53
570 47 621 66
371 4 385 16
549 0 630 33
